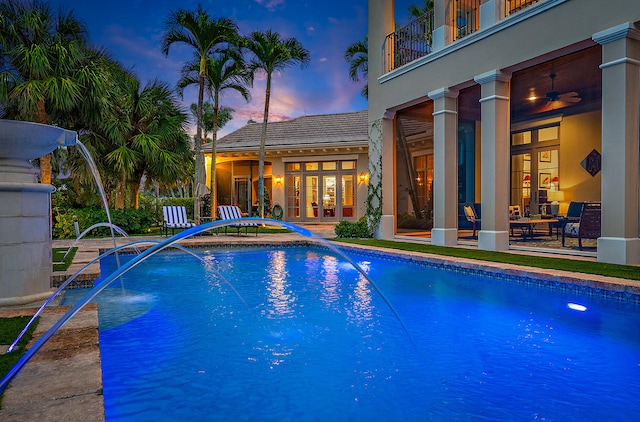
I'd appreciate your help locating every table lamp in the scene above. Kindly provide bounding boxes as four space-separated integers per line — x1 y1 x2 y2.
548 190 564 216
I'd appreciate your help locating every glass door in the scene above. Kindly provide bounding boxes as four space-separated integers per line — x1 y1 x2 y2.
511 125 560 217
341 175 355 218
305 175 319 219
234 178 249 215
322 176 336 219
286 175 300 219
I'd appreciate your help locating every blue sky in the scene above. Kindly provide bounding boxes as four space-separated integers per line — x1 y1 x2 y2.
48 0 415 136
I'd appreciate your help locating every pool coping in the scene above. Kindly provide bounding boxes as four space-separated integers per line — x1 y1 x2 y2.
336 243 640 302
0 305 103 421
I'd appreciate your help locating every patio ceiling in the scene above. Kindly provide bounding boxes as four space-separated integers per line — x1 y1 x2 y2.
395 45 603 145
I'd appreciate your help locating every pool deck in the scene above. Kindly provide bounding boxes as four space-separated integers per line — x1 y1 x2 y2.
2 224 639 420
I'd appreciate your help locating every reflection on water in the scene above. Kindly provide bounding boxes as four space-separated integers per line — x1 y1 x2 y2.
320 255 340 307
265 250 294 318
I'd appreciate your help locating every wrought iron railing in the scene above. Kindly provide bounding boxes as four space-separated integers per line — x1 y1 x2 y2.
451 0 480 41
505 0 542 16
383 9 434 73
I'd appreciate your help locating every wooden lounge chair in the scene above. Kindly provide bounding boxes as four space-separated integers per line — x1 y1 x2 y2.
217 205 258 236
562 202 600 250
162 205 196 237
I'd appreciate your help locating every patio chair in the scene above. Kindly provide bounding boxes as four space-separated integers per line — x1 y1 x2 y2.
217 205 259 236
462 203 481 239
162 205 196 237
562 202 600 250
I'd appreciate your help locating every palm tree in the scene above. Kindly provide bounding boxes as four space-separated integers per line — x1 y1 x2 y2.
161 5 238 221
408 0 434 18
178 50 251 217
189 102 234 139
243 29 310 218
344 35 368 99
80 65 192 210
0 0 107 184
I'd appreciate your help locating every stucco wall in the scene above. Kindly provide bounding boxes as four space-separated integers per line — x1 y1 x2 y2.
558 110 602 213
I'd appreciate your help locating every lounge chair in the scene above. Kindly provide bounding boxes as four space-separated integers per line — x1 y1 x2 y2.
162 205 196 237
217 205 259 236
562 202 600 250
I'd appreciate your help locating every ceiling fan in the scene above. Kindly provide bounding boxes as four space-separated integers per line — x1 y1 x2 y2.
543 73 581 104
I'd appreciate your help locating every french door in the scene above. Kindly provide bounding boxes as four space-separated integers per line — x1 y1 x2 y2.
511 125 560 216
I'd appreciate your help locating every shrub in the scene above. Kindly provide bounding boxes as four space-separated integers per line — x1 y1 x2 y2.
52 207 156 239
335 217 372 238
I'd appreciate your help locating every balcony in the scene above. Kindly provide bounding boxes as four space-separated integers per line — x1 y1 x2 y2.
383 0 545 73
383 9 434 73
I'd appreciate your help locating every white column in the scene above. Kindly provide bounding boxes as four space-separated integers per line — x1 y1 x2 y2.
369 115 396 239
480 0 501 29
474 69 512 251
429 87 459 246
432 0 451 50
593 23 640 264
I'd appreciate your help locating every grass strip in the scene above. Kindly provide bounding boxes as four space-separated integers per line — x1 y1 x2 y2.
334 238 640 281
0 315 39 408
52 247 77 272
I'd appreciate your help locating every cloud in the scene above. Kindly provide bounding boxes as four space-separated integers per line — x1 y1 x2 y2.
254 0 285 12
104 24 183 82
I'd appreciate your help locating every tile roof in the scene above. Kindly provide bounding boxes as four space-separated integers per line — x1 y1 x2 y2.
204 110 368 152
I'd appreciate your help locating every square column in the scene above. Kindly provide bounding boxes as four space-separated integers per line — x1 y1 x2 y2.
474 70 512 251
369 116 396 239
593 23 640 264
429 87 459 246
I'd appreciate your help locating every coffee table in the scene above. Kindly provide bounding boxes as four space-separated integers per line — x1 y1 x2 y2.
509 218 559 240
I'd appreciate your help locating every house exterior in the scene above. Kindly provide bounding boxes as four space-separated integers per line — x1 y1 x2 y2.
368 0 640 264
203 110 369 223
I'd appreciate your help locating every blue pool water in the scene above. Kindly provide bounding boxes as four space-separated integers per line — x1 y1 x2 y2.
65 246 640 421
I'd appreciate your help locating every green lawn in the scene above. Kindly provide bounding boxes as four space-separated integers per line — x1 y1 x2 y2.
52 247 77 272
334 238 640 281
0 315 39 407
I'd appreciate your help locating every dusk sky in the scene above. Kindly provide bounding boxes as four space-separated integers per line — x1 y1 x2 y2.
47 0 415 136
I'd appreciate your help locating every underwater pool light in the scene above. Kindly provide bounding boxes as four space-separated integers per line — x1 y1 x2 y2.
567 303 587 312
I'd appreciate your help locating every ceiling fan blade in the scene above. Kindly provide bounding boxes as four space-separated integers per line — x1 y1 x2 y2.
558 91 581 103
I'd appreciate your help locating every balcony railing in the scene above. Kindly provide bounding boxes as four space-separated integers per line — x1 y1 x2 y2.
505 0 542 16
383 9 434 73
451 0 480 42
382 1 546 73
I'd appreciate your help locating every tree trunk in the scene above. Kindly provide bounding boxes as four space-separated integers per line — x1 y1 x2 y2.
115 174 126 209
36 99 52 184
210 91 219 218
129 181 140 209
193 56 207 223
258 75 272 219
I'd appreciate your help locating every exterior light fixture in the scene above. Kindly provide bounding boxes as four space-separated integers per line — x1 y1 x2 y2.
274 175 283 185
359 172 368 184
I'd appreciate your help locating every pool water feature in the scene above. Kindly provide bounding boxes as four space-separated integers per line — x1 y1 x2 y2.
64 246 640 421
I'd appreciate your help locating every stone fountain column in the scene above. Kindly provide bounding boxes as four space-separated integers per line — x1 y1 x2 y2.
0 120 77 306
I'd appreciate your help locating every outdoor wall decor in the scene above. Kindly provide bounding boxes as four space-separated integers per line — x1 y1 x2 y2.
581 149 602 177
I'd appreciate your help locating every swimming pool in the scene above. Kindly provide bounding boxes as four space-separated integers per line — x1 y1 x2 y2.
66 245 640 420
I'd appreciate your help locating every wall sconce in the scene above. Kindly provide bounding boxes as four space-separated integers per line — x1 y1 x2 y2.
274 175 283 185
359 172 368 184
